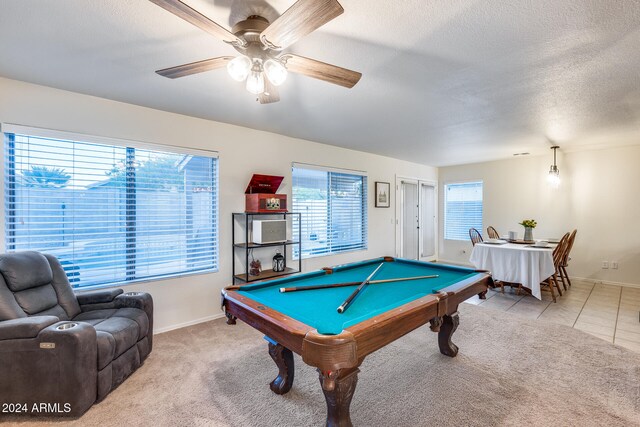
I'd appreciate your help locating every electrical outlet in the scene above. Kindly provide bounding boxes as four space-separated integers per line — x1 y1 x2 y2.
612 261 619 269
602 261 609 269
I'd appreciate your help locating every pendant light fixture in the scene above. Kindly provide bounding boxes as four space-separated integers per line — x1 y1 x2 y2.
547 146 560 187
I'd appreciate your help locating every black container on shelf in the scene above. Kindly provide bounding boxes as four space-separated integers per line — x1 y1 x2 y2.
272 252 285 272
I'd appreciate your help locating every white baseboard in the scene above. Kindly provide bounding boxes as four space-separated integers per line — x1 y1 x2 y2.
154 312 225 335
572 276 640 290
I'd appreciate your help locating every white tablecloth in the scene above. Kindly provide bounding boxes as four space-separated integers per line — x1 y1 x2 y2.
469 243 555 299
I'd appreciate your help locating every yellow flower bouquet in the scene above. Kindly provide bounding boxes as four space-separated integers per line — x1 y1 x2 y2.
519 219 537 228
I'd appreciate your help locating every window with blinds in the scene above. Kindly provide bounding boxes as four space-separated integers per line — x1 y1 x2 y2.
292 164 367 259
444 181 483 240
3 126 218 288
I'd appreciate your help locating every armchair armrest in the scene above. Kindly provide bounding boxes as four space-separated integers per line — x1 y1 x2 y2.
0 316 59 341
0 320 98 416
39 320 97 346
115 292 154 352
114 291 153 312
75 288 123 305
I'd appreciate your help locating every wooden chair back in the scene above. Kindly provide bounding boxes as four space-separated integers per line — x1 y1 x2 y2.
562 229 577 266
486 226 500 239
469 228 483 246
553 232 570 267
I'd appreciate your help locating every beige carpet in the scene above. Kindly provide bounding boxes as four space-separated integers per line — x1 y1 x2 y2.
5 303 640 427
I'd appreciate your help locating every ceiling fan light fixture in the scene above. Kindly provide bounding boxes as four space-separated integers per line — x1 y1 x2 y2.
264 59 287 86
227 55 252 82
150 0 362 103
246 70 265 94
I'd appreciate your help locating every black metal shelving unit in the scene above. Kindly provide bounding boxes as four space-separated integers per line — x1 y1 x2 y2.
232 212 301 284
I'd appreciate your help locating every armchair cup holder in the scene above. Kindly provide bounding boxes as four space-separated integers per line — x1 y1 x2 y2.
56 322 78 331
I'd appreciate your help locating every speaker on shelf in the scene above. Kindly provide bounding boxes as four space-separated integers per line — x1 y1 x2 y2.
252 219 287 244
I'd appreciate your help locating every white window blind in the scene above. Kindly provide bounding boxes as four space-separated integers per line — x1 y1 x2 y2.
292 164 367 259
3 127 218 288
444 181 483 241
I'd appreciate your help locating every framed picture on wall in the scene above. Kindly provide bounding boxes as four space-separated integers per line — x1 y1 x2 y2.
375 182 390 208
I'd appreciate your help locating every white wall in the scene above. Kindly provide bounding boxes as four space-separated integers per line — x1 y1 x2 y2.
0 77 437 332
439 146 640 287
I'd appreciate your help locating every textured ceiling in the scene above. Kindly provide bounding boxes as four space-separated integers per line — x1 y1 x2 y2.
1 0 639 166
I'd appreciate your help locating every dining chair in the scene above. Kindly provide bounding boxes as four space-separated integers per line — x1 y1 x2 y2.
486 226 500 239
540 232 570 302
554 233 570 291
487 226 508 293
559 229 577 288
469 228 483 246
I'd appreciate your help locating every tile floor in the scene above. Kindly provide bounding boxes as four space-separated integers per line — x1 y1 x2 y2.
465 278 640 353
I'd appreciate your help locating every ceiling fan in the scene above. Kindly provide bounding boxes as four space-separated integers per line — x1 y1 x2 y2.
149 0 362 104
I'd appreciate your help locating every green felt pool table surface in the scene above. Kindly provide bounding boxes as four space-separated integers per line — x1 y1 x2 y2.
237 258 479 335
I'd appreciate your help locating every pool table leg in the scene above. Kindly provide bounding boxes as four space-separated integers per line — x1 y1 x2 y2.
268 342 295 394
225 312 237 325
318 367 359 427
438 311 460 357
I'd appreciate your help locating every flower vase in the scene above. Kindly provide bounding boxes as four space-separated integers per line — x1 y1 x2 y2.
524 227 533 242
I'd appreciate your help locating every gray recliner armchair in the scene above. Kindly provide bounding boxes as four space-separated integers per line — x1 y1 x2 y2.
0 251 153 416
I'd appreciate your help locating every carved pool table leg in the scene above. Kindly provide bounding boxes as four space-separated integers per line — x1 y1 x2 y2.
438 311 460 357
225 312 237 325
478 289 488 299
268 342 294 394
429 316 443 332
318 367 359 427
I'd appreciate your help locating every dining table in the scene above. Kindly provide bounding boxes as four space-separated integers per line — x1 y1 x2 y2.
469 241 555 299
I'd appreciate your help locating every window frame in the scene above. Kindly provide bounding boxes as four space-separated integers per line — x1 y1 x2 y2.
1 123 220 290
291 162 368 260
443 180 484 241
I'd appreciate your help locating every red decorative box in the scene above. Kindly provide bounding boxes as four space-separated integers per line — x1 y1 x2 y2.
245 174 288 213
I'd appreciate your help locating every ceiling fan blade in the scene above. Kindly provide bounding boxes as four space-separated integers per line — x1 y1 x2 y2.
156 56 234 79
259 78 280 104
149 0 244 46
260 0 343 50
281 54 361 88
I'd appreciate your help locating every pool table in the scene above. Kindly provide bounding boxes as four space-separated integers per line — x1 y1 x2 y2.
221 257 492 426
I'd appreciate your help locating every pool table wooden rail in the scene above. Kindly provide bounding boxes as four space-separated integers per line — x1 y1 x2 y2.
222 266 492 372
222 284 484 373
222 292 312 356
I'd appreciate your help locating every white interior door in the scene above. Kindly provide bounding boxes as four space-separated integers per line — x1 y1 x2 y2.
400 180 419 260
396 177 438 261
419 182 437 260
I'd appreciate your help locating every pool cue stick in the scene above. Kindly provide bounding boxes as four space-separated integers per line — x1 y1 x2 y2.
337 263 384 314
279 275 439 293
